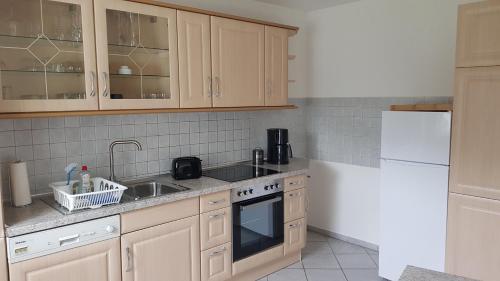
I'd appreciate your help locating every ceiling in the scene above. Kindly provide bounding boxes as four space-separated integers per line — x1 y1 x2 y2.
254 0 361 11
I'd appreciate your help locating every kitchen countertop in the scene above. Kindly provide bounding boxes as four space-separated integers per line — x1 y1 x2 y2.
399 266 478 281
4 158 310 237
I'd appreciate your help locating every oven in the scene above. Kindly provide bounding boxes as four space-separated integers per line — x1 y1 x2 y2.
232 181 284 262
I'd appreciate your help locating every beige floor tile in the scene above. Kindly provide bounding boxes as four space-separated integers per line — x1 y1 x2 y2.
302 254 341 269
306 269 347 281
343 269 384 281
336 253 377 269
268 269 308 281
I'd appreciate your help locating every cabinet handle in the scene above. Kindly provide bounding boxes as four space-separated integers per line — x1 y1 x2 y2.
102 72 109 97
126 247 133 272
208 199 225 205
58 234 80 246
209 212 225 219
208 76 213 97
289 223 300 229
90 71 96 97
215 77 221 97
209 247 227 257
266 79 272 96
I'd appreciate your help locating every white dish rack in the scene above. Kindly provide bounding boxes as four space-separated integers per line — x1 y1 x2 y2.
50 177 127 211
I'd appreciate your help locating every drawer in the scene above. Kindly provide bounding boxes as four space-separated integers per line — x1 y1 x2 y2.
121 197 199 234
201 243 232 281
200 207 232 250
284 175 306 192
284 188 306 223
284 218 306 256
200 191 230 213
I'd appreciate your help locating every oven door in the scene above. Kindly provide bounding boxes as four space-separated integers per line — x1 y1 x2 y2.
232 192 284 262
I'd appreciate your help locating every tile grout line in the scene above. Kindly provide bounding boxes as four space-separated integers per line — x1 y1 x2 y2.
327 240 351 281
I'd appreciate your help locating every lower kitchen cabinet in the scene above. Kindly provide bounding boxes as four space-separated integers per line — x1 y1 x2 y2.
200 207 231 251
0 238 7 281
284 188 306 223
446 193 500 281
121 215 201 281
284 218 306 256
201 243 232 281
9 238 121 281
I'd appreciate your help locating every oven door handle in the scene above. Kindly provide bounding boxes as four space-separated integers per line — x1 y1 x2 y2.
239 197 282 210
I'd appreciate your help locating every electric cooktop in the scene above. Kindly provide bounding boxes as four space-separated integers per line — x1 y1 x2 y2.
202 164 281 182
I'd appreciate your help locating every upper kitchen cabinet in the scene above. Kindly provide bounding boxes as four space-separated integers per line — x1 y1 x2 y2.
177 11 212 108
0 0 98 113
211 17 265 107
94 0 179 110
265 26 288 106
449 67 500 200
456 1 500 67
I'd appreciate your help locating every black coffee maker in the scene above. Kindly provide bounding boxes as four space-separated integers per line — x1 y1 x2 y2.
267 128 293 164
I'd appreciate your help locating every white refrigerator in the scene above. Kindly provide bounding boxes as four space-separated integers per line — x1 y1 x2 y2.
379 111 452 281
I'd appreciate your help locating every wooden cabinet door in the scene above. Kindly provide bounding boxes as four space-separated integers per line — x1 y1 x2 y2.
0 0 98 113
456 1 500 67
200 207 231 251
201 243 231 281
94 0 179 110
265 26 288 106
284 188 306 223
0 238 7 281
450 67 500 200
9 238 121 281
121 215 200 281
178 11 212 108
211 17 265 107
446 193 500 281
284 218 306 256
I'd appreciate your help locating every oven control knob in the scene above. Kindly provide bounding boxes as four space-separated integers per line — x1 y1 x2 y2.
270 185 274 189
264 186 269 190
249 189 253 194
275 183 280 189
237 191 243 196
243 190 248 195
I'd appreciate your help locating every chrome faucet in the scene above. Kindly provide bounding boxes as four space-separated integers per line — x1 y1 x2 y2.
109 139 142 182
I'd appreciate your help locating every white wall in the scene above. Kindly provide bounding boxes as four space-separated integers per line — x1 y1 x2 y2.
304 0 475 246
158 0 308 98
307 160 380 245
306 0 475 98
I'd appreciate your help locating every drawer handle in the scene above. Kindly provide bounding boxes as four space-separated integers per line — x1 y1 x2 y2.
289 181 300 186
289 192 301 197
209 247 227 257
289 223 300 229
209 212 225 219
208 199 226 205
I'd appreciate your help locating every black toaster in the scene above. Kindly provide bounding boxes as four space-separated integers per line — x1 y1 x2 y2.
171 157 202 180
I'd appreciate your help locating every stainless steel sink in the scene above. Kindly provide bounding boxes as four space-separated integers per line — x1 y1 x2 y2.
122 180 190 201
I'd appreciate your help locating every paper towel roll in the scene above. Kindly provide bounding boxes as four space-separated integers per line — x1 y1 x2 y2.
10 161 32 207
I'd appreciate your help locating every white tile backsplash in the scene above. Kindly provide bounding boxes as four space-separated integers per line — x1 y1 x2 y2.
1 106 307 197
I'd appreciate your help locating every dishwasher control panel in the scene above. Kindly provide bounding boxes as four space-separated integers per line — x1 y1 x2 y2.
7 215 120 263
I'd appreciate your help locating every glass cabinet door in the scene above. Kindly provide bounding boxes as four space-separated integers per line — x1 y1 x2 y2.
94 0 179 110
0 0 98 112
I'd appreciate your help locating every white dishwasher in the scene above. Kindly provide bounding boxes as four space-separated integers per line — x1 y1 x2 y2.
7 215 121 281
